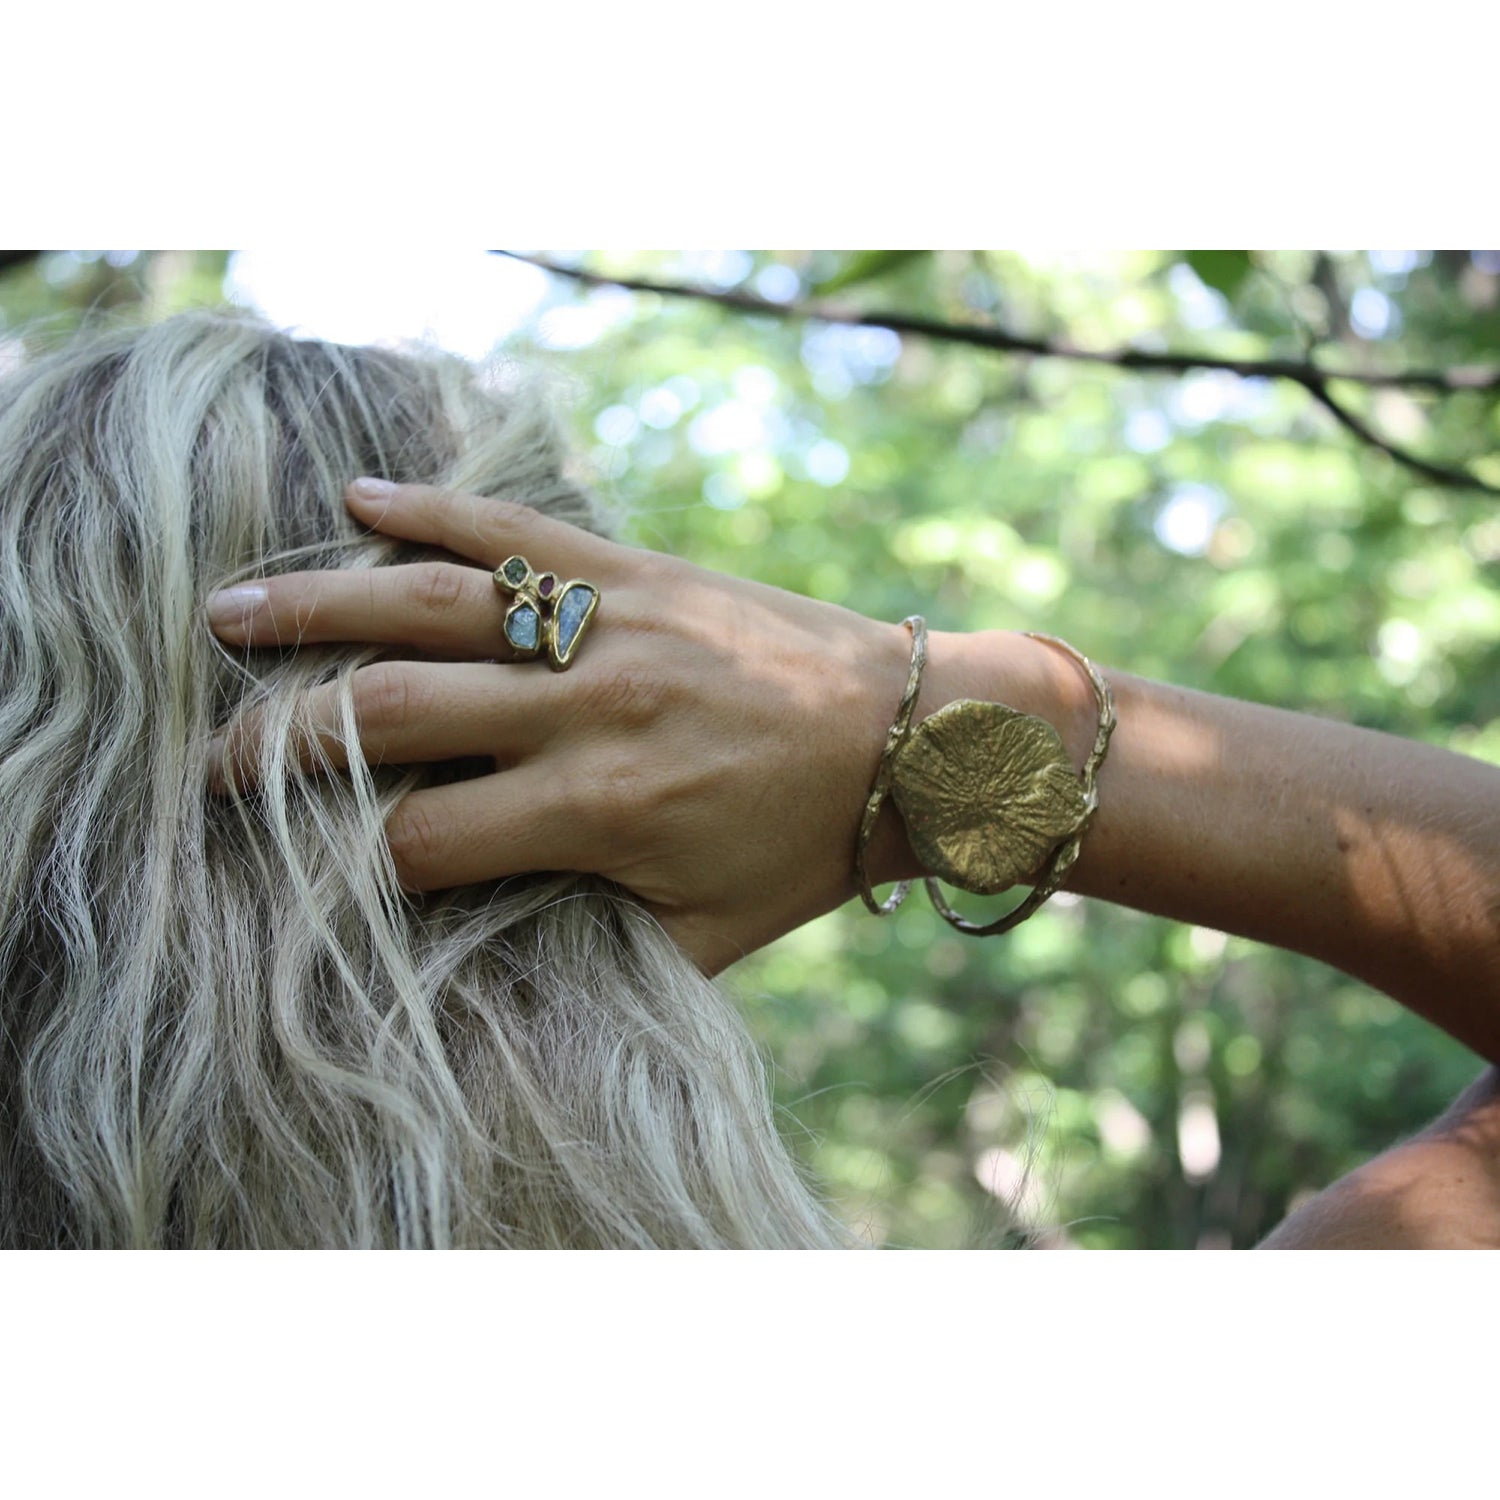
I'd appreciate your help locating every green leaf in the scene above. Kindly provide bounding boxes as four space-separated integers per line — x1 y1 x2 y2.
811 249 928 296
1184 249 1253 300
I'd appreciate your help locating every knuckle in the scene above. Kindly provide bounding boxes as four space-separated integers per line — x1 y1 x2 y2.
355 662 423 729
212 714 259 789
410 561 470 615
584 754 650 839
221 707 259 761
384 799 443 888
606 580 672 636
634 550 682 589
579 660 670 730
482 493 534 530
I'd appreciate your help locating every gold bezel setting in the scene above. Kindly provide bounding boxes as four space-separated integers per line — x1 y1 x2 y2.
547 581 600 670
493 555 600 671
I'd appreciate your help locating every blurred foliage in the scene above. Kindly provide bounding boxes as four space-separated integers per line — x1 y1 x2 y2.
0 250 231 335
4 248 1497 1248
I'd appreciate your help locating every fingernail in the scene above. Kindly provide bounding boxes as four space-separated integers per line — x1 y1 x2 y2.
205 583 267 627
349 477 396 502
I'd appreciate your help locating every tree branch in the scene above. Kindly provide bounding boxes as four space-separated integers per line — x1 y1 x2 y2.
1297 375 1497 493
496 251 1500 394
495 250 1500 497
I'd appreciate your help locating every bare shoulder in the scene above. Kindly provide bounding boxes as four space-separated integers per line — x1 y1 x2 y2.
1259 1067 1500 1250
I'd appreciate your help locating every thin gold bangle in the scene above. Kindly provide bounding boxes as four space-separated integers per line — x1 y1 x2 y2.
854 616 928 915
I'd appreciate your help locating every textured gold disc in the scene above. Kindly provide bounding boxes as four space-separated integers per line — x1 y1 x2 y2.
890 699 1087 896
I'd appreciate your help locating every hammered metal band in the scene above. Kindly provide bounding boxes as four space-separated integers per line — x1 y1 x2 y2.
919 632 1116 937
493 554 600 672
854 615 928 915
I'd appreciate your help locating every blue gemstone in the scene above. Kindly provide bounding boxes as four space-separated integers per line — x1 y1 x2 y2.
505 603 539 651
555 584 596 657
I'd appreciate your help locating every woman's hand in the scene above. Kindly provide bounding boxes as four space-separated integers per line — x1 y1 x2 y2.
206 480 936 974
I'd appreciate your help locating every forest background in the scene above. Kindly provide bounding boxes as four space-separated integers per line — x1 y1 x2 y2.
4 246 1496 1249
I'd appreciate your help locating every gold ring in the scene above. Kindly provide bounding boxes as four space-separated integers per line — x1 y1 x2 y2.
493 555 600 671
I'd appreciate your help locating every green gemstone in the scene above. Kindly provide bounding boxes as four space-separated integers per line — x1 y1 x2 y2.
502 556 529 587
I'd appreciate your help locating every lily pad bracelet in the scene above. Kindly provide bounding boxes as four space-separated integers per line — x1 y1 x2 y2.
855 623 1117 937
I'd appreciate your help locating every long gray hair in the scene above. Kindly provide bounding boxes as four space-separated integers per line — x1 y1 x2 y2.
0 310 848 1247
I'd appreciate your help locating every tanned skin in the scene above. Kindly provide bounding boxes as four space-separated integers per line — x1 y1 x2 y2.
209 482 1500 1247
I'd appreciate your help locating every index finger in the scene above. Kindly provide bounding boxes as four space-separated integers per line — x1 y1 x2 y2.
345 479 618 577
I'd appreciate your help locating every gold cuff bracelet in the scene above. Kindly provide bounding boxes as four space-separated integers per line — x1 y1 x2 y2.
857 627 1116 937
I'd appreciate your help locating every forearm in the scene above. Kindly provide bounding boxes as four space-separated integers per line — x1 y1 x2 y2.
873 628 1500 1062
